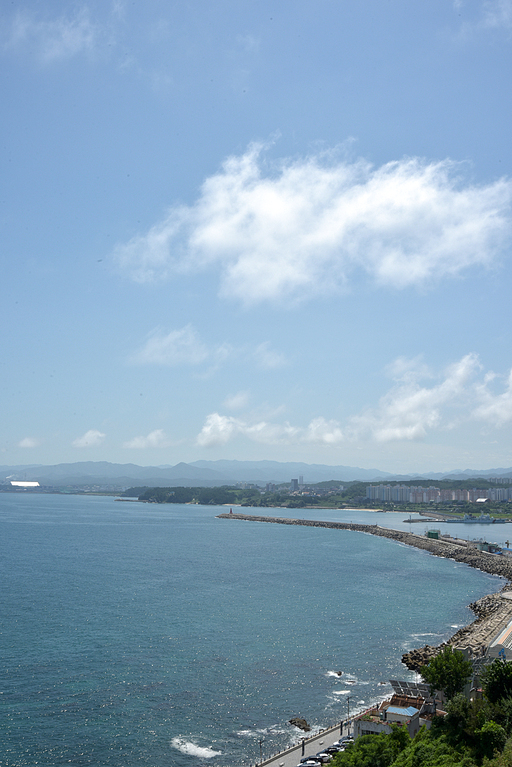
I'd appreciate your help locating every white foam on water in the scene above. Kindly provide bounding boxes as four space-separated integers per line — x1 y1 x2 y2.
326 670 345 678
332 690 351 695
171 737 222 758
410 632 442 638
236 725 289 739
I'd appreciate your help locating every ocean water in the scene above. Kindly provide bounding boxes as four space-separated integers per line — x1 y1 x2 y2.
0 494 503 767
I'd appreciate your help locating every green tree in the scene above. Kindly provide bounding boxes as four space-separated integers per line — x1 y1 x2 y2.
444 693 471 743
482 660 512 705
489 696 512 736
481 737 512 766
333 725 410 767
420 646 473 701
474 721 507 761
392 727 475 767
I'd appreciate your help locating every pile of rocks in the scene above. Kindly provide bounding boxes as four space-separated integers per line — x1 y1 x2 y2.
469 593 505 619
401 643 448 672
289 717 310 732
401 592 512 670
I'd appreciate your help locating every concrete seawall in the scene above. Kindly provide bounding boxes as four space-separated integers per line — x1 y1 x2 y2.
217 513 512 665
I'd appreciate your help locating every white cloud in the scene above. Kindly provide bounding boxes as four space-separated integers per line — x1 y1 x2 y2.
114 143 512 305
383 355 432 384
223 391 250 410
196 412 301 448
130 325 209 366
130 325 287 375
196 413 243 447
349 354 480 442
5 7 100 63
473 370 512 425
197 353 512 449
455 0 512 36
304 417 345 444
196 412 344 448
253 342 287 369
360 357 512 438
18 437 40 448
72 429 106 448
123 429 171 449
482 0 512 28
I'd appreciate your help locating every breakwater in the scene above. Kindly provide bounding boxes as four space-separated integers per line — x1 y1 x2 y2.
218 513 512 667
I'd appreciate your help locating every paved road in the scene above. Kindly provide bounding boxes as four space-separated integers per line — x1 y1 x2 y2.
256 722 351 767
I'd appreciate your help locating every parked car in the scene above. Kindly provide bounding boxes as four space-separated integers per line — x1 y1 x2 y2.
315 753 332 763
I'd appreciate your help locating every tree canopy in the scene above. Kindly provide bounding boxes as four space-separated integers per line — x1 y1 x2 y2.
333 726 410 767
419 646 473 701
482 659 512 705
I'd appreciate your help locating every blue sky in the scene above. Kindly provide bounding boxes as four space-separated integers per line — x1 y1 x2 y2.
2 0 512 473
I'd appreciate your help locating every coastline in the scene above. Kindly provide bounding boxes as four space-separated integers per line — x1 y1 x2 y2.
218 512 512 668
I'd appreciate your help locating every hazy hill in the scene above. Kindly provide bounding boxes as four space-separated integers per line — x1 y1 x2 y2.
0 461 227 487
188 459 390 483
0 459 391 487
2 460 512 489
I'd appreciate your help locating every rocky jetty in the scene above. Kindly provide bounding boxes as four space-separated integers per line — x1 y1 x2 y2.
218 512 512 581
218 513 512 668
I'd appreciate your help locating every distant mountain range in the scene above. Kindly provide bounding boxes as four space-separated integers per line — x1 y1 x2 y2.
1 460 512 489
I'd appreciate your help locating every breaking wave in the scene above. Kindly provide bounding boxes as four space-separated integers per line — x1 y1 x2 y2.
171 737 222 758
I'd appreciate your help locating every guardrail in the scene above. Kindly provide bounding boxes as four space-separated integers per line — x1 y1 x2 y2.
251 704 381 767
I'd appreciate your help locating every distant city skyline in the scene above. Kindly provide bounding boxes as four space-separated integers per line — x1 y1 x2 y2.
2 1 512 473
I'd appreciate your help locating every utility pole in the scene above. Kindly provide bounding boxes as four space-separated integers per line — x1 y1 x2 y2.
346 695 353 734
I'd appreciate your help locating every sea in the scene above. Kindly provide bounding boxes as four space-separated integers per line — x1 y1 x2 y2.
0 493 506 767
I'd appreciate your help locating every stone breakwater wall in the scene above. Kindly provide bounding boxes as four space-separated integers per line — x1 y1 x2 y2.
218 513 512 668
217 513 512 580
